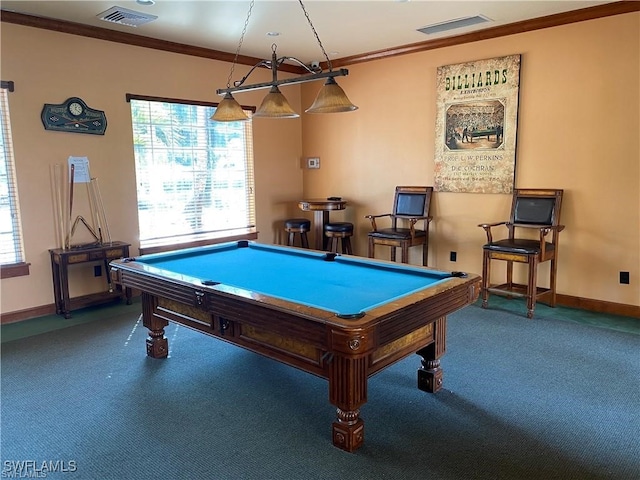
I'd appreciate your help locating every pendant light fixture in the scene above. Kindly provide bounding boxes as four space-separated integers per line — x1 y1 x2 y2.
211 0 357 122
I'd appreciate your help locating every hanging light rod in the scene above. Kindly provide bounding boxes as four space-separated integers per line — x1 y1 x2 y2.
211 0 357 122
216 57 349 95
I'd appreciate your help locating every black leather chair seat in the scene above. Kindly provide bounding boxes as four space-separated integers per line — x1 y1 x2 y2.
484 239 555 255
368 228 426 240
324 222 353 234
324 222 354 254
285 218 311 230
284 218 310 248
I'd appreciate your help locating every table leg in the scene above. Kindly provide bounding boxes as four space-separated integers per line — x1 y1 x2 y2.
312 210 330 250
50 254 63 315
141 293 169 358
329 354 367 452
417 317 446 393
60 257 72 319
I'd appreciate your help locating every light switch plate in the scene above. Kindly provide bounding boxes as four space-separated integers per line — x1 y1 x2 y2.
307 157 320 169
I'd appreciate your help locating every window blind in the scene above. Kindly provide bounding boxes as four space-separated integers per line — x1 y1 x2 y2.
0 81 26 265
128 95 256 250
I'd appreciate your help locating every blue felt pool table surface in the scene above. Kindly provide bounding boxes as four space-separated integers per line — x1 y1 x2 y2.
136 241 455 317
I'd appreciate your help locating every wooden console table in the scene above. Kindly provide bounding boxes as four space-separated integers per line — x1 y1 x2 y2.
49 241 132 318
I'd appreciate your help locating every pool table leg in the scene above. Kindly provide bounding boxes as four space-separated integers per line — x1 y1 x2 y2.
329 355 367 453
416 317 446 393
141 292 169 359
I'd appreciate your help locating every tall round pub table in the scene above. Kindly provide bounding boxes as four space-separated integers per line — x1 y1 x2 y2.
298 198 347 250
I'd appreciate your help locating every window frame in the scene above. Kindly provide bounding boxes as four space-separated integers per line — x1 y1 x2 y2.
126 94 257 255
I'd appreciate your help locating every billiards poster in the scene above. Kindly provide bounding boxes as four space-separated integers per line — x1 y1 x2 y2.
433 54 521 194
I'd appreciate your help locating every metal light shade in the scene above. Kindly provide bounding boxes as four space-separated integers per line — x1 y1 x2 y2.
254 86 299 118
305 77 358 114
210 93 249 122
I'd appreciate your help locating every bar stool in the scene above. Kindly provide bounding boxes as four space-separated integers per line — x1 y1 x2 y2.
324 222 354 254
284 218 310 248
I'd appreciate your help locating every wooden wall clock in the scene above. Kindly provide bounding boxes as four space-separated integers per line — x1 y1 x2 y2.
41 97 107 135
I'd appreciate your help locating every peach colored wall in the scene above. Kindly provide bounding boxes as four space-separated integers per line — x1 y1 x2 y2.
0 23 303 314
301 13 639 307
1 13 638 315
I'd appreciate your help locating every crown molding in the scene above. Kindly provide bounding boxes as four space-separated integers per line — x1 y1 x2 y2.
1 2 639 71
330 1 640 68
0 9 304 74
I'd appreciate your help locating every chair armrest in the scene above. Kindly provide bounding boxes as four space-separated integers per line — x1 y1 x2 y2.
478 221 508 229
477 221 507 243
364 213 392 231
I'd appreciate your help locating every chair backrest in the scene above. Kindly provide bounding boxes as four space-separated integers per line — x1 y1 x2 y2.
510 189 563 226
393 186 433 218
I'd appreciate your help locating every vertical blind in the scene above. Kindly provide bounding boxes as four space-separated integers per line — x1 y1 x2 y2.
0 81 25 265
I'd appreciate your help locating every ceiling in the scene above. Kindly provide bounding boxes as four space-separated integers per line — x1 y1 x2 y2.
1 1 618 65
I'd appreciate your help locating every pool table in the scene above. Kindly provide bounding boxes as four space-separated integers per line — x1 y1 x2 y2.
110 241 480 452
469 128 497 142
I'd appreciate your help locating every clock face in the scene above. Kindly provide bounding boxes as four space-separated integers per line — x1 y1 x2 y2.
69 102 83 116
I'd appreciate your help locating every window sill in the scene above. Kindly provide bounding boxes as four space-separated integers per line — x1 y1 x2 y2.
139 230 258 256
1 262 31 279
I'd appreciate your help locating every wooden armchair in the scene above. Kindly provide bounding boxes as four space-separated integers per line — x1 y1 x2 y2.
478 188 565 318
365 186 433 266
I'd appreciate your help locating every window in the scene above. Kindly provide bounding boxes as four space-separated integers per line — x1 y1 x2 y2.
0 80 29 279
127 95 256 253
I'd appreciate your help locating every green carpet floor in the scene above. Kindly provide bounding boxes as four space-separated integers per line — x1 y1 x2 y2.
1 298 638 479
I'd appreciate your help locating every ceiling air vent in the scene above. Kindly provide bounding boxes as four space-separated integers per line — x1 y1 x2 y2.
418 15 491 35
97 6 158 27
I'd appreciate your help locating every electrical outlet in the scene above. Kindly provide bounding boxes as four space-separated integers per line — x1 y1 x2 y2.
94 265 102 277
449 251 457 262
620 271 630 284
